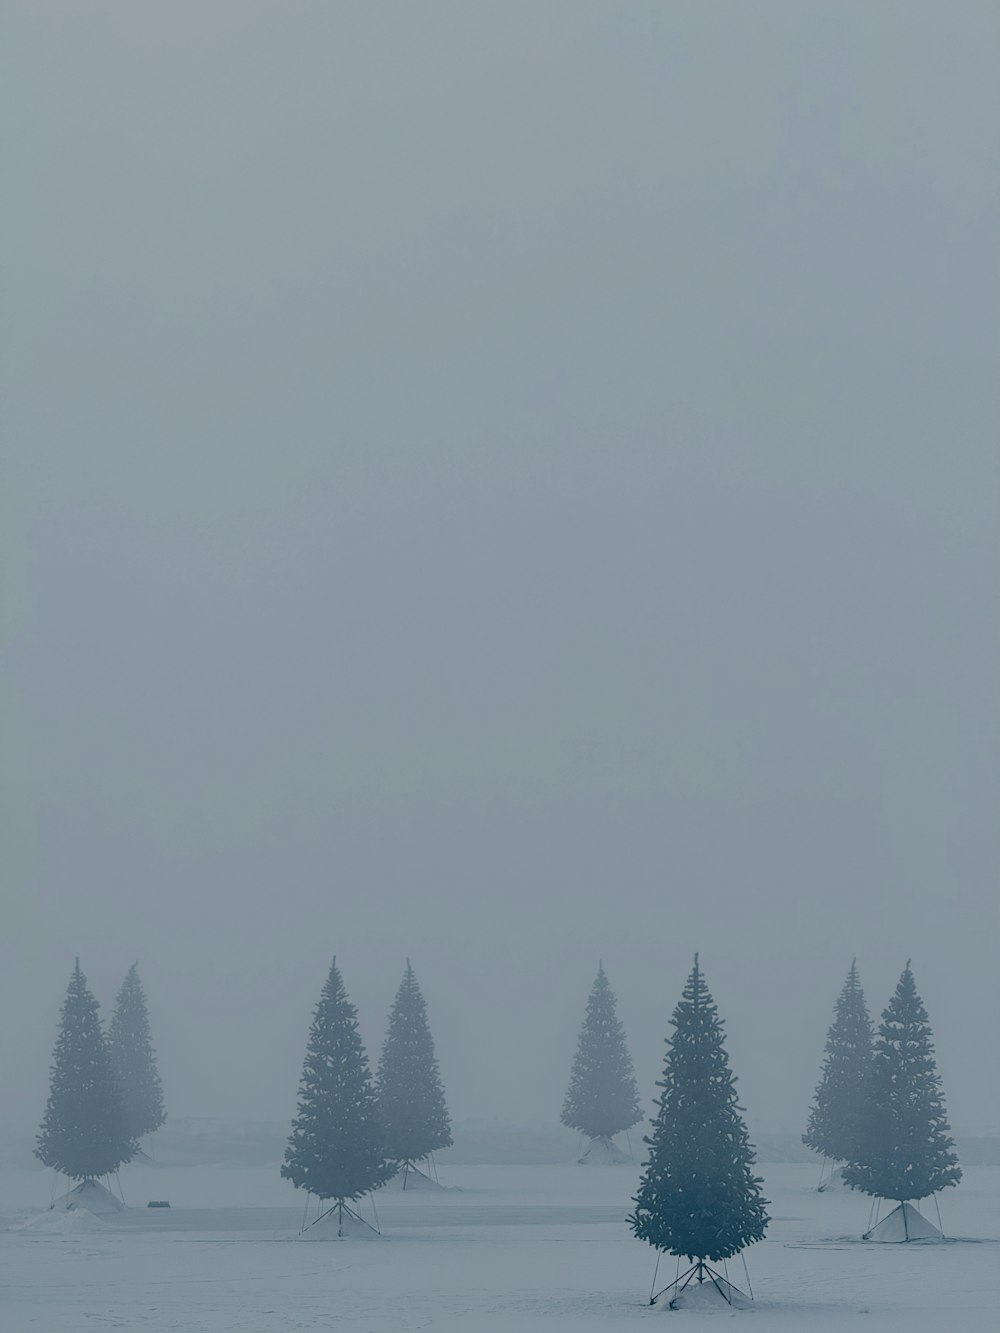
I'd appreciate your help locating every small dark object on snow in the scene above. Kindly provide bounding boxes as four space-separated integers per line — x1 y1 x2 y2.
147 1200 170 1208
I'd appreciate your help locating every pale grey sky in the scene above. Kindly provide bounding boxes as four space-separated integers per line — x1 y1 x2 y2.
3 2 998 1139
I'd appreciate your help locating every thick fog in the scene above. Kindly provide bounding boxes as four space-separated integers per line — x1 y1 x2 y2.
4 2 998 1144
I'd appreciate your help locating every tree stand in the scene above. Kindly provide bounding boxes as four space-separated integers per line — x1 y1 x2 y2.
301 1200 381 1238
817 1157 844 1192
393 1160 440 1190
651 1259 749 1308
862 1200 942 1243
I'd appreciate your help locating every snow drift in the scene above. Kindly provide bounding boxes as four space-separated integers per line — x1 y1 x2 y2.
576 1137 631 1166
50 1179 125 1216
380 1162 449 1192
18 1207 107 1235
665 1275 752 1311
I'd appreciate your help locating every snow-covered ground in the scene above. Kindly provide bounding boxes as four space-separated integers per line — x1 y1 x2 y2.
0 1161 996 1331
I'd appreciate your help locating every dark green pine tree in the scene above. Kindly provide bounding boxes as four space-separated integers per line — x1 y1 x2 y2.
376 960 452 1173
803 960 873 1165
843 962 961 1203
36 959 137 1180
561 964 642 1148
108 963 166 1143
630 956 769 1271
282 958 393 1211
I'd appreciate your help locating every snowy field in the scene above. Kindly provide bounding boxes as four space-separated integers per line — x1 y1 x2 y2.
0 1161 997 1332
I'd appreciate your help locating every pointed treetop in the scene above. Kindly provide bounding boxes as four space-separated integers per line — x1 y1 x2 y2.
689 954 702 990
843 960 863 995
892 962 922 1012
672 954 716 1029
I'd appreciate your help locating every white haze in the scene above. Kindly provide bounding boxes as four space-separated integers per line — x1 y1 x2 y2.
2 2 998 1142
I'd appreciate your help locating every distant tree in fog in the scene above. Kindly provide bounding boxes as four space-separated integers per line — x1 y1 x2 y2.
561 964 641 1153
282 958 392 1207
843 962 961 1204
36 959 137 1180
376 960 452 1180
109 963 165 1143
803 960 872 1167
630 956 769 1270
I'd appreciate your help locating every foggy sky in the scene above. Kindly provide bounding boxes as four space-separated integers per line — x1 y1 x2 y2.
3 2 999 1140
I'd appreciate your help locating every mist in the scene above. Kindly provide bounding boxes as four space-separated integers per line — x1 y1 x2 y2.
3 0 998 1150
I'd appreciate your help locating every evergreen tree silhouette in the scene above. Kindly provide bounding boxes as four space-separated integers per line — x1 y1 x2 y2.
376 960 452 1173
803 959 872 1164
843 962 961 1203
36 959 137 1180
282 958 393 1210
630 956 769 1267
561 964 641 1147
109 963 166 1143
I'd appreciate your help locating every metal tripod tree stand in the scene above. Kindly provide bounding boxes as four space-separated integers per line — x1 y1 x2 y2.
816 1155 845 1192
650 1255 751 1308
398 1160 426 1190
300 1198 381 1238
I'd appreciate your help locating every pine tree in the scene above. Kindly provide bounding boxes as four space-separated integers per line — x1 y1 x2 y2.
561 964 642 1148
282 958 393 1207
108 963 166 1143
36 959 137 1180
803 960 872 1164
630 956 769 1268
376 960 452 1172
843 962 961 1203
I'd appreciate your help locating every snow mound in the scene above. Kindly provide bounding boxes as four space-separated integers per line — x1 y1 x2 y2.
297 1205 382 1241
667 1277 751 1311
864 1202 943 1242
51 1180 125 1216
577 1137 631 1166
380 1163 449 1192
18 1206 106 1235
